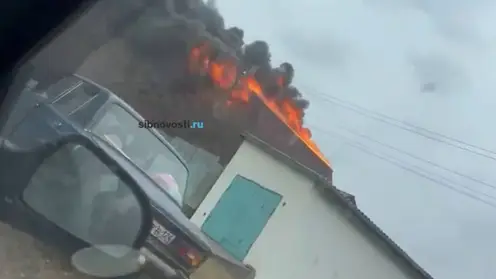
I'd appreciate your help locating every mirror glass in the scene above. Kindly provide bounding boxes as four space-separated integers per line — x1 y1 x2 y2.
23 143 143 248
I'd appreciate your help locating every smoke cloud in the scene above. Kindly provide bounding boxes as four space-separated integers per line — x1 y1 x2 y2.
122 0 311 117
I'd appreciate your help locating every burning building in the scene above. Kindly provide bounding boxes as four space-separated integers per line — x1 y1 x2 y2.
28 2 435 278
32 0 335 197
185 39 333 182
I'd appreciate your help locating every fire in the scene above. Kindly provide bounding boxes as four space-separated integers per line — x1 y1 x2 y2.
244 77 330 166
188 43 330 167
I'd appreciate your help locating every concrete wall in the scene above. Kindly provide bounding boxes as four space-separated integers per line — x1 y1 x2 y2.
191 140 415 279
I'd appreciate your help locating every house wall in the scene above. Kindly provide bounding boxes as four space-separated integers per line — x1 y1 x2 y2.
191 140 414 279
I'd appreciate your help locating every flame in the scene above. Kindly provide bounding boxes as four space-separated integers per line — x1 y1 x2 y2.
244 77 330 166
189 44 330 167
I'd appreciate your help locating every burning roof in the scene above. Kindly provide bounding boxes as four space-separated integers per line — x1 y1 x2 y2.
186 41 333 180
47 0 333 178
119 0 334 177
238 96 332 182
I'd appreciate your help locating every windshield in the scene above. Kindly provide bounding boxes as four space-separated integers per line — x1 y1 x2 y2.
90 104 188 202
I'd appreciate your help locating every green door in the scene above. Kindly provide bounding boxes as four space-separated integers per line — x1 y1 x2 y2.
202 175 282 261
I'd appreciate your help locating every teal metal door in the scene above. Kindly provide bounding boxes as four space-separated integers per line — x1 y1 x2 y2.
202 175 282 261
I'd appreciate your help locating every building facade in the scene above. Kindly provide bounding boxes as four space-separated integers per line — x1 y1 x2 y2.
191 133 433 279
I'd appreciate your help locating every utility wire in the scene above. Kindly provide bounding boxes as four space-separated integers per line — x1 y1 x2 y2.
301 87 496 162
311 127 496 209
327 124 496 191
314 125 496 200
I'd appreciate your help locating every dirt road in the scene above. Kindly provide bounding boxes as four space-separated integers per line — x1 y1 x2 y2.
0 221 92 279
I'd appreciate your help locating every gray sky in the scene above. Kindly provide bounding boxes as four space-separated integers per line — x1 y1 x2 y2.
215 0 496 278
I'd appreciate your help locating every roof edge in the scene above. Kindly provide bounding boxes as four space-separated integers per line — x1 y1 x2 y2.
240 132 433 279
240 132 332 183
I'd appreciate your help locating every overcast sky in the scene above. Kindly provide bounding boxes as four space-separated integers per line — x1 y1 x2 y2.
215 0 496 278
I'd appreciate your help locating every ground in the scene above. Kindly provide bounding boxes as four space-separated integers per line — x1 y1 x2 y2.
0 221 92 279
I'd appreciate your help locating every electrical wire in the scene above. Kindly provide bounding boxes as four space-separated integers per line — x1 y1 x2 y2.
301 87 496 162
311 127 496 209
328 124 496 191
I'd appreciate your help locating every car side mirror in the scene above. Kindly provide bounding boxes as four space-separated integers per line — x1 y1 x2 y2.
19 135 153 276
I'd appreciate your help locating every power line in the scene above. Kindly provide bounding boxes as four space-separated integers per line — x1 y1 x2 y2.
329 124 496 191
301 87 496 162
311 127 496 209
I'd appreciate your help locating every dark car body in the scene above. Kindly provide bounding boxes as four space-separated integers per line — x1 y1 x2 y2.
1 74 212 278
0 114 154 254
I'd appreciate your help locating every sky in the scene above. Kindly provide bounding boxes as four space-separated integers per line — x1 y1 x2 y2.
215 0 496 278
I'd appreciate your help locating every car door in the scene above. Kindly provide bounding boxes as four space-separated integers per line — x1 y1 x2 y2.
0 102 140 257
0 1 158 277
0 145 90 255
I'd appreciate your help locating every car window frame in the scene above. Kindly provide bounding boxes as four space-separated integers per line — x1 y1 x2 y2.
51 81 101 116
47 76 84 102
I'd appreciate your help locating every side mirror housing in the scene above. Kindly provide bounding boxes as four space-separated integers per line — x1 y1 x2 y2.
0 133 153 277
24 134 153 246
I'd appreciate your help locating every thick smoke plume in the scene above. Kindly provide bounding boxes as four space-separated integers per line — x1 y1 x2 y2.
123 0 310 118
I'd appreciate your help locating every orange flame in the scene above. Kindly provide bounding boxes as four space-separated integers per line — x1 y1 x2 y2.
189 44 330 167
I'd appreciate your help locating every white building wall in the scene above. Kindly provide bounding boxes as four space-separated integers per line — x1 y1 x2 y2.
191 140 413 279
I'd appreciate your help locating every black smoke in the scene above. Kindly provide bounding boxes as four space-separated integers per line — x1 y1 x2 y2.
120 0 310 114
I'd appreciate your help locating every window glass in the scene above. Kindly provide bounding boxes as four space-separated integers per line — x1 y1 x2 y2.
44 76 82 100
23 143 142 247
91 104 188 203
52 82 99 115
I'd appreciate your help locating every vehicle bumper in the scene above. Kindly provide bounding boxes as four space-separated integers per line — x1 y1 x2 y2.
139 248 188 279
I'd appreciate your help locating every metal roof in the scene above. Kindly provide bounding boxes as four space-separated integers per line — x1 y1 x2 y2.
240 132 434 279
244 97 334 183
336 188 356 205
